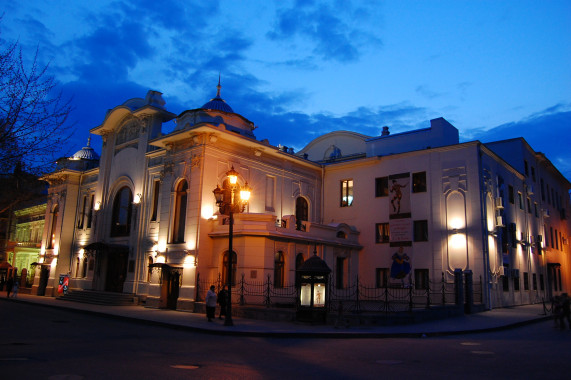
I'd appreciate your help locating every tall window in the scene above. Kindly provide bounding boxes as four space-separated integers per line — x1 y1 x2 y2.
87 195 94 228
295 197 309 230
171 180 188 243
150 180 160 222
111 187 133 237
412 172 427 193
336 257 346 289
340 179 353 207
375 177 388 197
508 185 514 204
375 268 389 288
78 195 87 229
375 223 390 243
265 176 275 212
414 269 429 290
47 205 59 249
295 253 305 287
274 251 285 288
413 220 429 242
518 192 524 210
222 251 237 285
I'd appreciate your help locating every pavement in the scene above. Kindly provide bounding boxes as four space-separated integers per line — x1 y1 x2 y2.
2 293 553 338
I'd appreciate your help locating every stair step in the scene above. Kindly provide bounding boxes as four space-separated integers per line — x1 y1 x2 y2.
57 290 136 306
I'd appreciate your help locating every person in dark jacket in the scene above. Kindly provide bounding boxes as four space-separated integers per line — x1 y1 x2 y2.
218 286 228 319
6 277 14 298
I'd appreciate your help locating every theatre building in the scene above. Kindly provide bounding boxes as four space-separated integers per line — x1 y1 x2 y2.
32 83 570 312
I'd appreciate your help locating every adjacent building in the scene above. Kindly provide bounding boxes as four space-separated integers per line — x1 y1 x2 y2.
32 84 570 311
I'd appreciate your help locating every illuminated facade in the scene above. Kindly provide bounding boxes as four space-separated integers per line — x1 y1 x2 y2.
4 200 46 287
33 85 570 310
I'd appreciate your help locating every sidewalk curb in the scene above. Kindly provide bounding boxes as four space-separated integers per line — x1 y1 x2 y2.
2 297 552 339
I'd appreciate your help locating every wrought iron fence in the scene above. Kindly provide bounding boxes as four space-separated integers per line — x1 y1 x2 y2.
196 272 481 313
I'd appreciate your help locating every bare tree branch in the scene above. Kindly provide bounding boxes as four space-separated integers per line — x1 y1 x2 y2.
0 31 75 176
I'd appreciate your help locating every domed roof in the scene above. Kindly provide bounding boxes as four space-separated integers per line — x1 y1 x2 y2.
297 254 332 274
201 78 234 113
72 137 99 161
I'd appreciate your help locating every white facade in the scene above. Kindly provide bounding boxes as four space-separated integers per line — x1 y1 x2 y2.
34 86 571 311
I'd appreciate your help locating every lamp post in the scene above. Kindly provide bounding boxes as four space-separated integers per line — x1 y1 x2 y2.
213 166 251 326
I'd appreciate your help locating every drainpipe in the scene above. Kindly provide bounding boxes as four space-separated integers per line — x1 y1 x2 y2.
478 144 492 310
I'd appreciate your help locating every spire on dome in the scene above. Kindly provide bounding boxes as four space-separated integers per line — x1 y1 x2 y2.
216 74 222 98
201 76 234 113
71 134 100 161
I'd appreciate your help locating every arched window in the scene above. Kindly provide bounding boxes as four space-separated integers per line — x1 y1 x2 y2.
274 251 285 288
147 256 153 282
296 253 305 270
222 251 237 286
47 205 58 249
295 253 305 287
82 257 88 278
75 257 80 278
111 186 133 237
295 197 308 231
171 180 188 243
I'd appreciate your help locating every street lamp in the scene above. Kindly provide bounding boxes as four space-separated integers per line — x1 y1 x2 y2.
213 166 251 326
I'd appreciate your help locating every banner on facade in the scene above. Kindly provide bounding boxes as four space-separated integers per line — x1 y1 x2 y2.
389 172 412 246
58 274 69 294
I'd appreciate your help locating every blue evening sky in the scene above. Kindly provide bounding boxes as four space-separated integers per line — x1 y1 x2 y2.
2 0 570 179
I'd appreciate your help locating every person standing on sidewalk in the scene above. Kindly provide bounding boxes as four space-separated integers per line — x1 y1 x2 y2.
217 286 228 320
205 285 217 322
5 277 13 298
12 280 19 298
561 293 571 329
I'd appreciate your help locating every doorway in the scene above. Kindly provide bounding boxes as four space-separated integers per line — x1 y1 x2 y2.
37 266 50 296
104 247 129 293
160 266 182 309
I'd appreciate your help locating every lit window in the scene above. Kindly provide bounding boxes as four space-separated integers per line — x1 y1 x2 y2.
340 179 353 207
375 223 390 243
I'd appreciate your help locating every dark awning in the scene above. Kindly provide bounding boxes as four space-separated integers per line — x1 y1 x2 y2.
83 242 129 252
30 262 51 267
149 263 183 269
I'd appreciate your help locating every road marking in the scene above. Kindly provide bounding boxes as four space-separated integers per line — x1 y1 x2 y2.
171 364 200 369
376 360 403 365
461 342 481 346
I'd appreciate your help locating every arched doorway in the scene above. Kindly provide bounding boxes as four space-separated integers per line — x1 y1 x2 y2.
222 251 237 286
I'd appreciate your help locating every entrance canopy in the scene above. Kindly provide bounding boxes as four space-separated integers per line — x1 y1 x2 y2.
84 242 129 252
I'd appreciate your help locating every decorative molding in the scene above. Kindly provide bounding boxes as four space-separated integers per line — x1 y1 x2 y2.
137 114 153 133
191 154 202 168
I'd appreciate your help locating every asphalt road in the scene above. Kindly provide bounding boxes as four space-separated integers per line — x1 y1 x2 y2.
1 301 570 379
